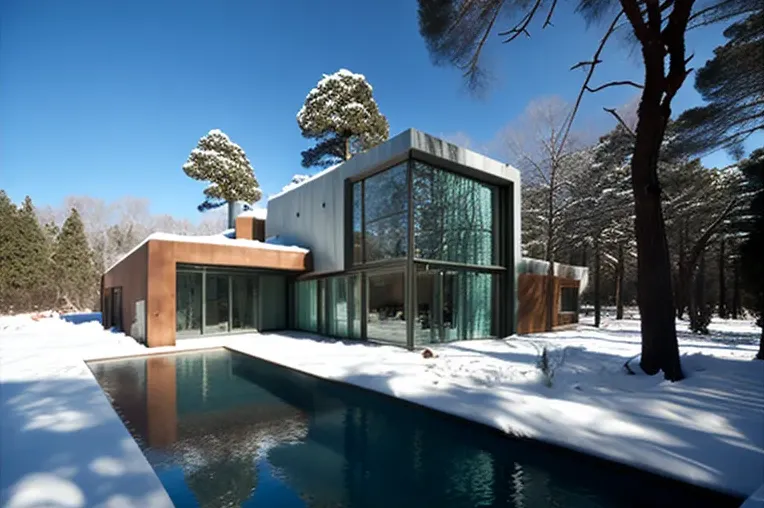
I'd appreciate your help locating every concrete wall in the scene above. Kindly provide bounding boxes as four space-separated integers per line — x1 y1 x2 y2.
266 128 522 278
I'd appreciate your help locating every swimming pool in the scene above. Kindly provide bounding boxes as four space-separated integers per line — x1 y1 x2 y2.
89 349 739 507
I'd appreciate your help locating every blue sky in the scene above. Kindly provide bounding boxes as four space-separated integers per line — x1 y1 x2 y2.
1 0 756 220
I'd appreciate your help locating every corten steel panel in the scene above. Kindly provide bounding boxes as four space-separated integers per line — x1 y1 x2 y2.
102 243 148 337
235 216 266 241
145 239 310 347
517 274 581 334
145 356 178 448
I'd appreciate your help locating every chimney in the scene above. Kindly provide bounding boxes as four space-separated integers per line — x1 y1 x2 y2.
235 215 265 241
227 201 252 229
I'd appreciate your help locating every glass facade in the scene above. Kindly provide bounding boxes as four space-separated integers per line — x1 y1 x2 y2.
415 267 494 345
176 271 203 336
366 271 406 345
413 161 495 266
341 157 503 347
176 266 287 338
293 275 362 339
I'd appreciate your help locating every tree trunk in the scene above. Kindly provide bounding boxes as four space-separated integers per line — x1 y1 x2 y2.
616 242 624 320
757 316 764 360
344 137 351 161
594 236 601 327
676 222 687 319
732 256 741 319
718 237 727 318
632 45 683 381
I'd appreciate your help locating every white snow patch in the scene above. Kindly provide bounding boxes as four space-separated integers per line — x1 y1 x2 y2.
270 164 341 200
237 207 267 220
105 230 308 272
0 315 174 508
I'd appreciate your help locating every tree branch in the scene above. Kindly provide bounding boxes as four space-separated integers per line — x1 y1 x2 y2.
543 0 558 28
466 2 504 77
499 0 543 42
604 107 637 137
570 59 602 70
586 80 644 93
556 11 624 159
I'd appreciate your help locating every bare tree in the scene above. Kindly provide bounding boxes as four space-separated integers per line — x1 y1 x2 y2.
504 97 592 330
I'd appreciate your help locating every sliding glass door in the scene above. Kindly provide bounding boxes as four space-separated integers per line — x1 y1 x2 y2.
176 266 286 338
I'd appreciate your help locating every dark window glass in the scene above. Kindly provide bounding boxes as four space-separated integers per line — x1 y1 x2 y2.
325 277 348 337
352 182 362 264
205 274 229 333
349 274 361 339
413 162 495 266
295 280 318 332
231 275 257 330
367 271 406 345
364 163 408 262
560 286 579 313
177 271 203 337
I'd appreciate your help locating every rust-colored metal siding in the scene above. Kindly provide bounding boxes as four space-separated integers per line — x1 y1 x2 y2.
235 216 265 241
517 273 580 334
102 243 148 337
145 238 310 347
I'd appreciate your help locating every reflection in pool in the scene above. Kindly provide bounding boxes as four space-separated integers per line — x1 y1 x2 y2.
89 349 738 507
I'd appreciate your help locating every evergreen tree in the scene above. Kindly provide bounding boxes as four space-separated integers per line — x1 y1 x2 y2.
53 208 97 310
16 196 53 310
183 129 263 211
736 149 764 359
0 190 19 313
675 8 764 156
297 69 389 168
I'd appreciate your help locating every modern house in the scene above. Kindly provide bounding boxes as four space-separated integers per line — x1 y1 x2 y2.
102 128 585 348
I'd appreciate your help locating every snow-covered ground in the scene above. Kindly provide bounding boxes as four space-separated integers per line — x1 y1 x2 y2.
1 313 762 506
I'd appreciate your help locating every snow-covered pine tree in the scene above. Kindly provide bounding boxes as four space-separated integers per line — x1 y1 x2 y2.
183 129 263 211
297 69 389 168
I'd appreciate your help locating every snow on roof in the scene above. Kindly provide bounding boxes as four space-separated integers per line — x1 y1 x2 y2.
105 231 308 273
237 207 267 220
269 163 342 200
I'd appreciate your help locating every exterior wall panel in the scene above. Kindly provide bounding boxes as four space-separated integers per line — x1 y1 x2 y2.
102 243 148 339
145 239 309 347
517 274 581 334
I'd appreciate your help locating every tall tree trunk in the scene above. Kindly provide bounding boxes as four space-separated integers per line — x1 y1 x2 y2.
594 235 601 327
344 137 351 161
676 222 687 319
690 252 706 331
616 242 625 320
632 50 683 381
545 168 556 332
732 256 741 319
718 237 727 318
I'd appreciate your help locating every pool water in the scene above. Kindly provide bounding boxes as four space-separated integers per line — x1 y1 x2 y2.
89 349 738 508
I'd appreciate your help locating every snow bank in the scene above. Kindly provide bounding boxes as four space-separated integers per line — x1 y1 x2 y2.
225 318 764 499
269 163 341 200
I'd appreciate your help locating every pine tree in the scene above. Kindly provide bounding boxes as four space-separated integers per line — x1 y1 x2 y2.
736 149 764 359
0 191 19 313
183 129 263 211
297 69 389 168
15 197 53 311
53 208 97 310
675 9 764 156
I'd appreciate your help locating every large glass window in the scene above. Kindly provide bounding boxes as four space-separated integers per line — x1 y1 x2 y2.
205 273 230 334
415 266 494 345
232 275 257 330
352 182 362 264
326 277 348 337
367 271 406 345
295 280 318 332
177 272 202 336
413 161 495 266
363 163 408 262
